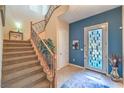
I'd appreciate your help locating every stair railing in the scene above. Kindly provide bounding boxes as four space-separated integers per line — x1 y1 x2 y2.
30 24 56 87
30 5 60 88
44 5 60 30
31 5 60 34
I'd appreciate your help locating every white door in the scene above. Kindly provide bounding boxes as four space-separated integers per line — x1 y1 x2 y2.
57 30 69 70
84 22 108 74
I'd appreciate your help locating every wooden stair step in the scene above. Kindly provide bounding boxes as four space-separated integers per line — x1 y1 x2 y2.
32 79 50 88
3 50 34 55
3 58 38 66
2 68 43 87
3 43 32 47
5 72 46 88
3 55 38 63
3 51 36 58
3 40 30 43
2 66 42 82
3 47 34 52
3 61 40 74
3 60 39 71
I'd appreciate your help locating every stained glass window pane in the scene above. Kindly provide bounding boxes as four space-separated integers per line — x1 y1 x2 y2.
88 29 102 69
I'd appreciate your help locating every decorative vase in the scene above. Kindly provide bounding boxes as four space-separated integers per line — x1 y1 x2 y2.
110 67 120 81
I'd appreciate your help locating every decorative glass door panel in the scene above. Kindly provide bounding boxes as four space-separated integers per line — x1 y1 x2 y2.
84 23 108 73
88 29 102 69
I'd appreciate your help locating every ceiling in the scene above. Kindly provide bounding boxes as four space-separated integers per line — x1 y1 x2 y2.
61 5 120 23
5 5 49 23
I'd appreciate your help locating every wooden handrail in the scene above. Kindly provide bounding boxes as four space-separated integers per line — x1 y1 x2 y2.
44 5 60 30
45 6 51 19
32 5 60 33
32 20 46 25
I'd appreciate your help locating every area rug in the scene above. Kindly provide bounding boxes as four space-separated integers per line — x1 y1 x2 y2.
61 71 110 88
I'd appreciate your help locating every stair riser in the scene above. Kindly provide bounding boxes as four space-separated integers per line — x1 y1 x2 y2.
4 43 32 47
2 69 43 87
3 62 40 75
3 52 35 59
3 48 34 52
3 56 38 66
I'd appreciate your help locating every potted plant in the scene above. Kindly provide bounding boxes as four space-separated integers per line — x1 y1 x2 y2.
44 38 55 53
38 38 55 68
109 54 121 81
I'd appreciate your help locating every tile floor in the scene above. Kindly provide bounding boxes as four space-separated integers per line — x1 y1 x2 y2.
57 65 123 88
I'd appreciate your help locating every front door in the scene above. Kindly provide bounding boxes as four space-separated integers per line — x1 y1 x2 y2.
84 23 108 74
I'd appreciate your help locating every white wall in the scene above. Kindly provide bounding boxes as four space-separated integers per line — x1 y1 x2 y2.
0 13 3 87
3 19 31 40
3 5 45 40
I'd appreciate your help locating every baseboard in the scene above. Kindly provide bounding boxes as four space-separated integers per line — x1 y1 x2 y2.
69 63 85 70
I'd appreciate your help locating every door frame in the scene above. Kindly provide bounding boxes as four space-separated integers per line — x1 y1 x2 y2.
84 22 108 74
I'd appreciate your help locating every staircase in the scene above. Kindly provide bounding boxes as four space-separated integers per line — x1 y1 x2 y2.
2 40 50 88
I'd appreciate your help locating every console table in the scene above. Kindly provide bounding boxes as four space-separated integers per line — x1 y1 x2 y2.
9 31 23 40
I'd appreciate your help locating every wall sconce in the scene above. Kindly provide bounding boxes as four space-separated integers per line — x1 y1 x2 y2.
15 22 22 32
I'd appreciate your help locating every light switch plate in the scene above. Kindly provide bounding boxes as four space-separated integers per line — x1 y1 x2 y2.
80 48 83 51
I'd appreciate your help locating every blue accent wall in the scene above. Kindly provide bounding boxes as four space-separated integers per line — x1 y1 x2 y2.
69 7 122 77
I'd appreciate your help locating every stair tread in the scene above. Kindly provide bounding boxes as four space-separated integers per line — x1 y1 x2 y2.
3 61 39 71
4 47 33 49
4 42 31 45
32 79 50 88
3 50 34 54
3 43 32 48
2 65 42 81
2 69 42 87
4 40 30 43
3 51 35 55
3 51 35 59
3 55 37 61
9 72 46 88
